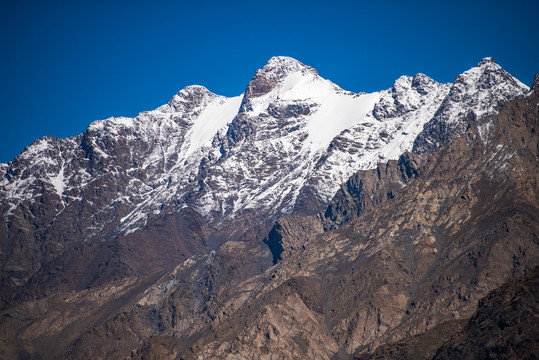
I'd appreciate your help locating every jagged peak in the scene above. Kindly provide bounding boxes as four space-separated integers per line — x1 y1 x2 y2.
412 73 437 85
452 57 529 93
411 73 440 95
391 75 413 91
457 58 501 82
390 74 440 97
167 85 219 112
477 57 497 66
244 56 320 99
393 74 412 84
264 56 316 74
174 85 215 99
266 55 300 64
392 73 439 89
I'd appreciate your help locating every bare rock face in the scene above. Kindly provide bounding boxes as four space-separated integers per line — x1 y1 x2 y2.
264 152 421 264
264 215 324 264
356 266 539 360
321 152 421 231
434 265 539 360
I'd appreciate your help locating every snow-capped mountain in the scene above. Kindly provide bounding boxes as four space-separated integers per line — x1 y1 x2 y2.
0 56 529 286
1 56 537 360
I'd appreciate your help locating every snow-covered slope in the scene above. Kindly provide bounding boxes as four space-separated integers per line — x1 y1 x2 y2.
0 56 530 246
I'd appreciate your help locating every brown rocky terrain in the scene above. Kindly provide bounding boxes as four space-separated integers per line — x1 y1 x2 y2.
434 264 538 360
355 265 539 360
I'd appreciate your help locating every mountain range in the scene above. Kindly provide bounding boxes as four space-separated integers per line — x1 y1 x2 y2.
0 56 537 359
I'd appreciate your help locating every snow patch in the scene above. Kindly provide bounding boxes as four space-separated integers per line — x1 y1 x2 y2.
184 95 243 158
478 121 493 144
47 160 66 207
306 92 380 152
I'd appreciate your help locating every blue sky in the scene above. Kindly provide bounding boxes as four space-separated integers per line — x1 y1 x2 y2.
1 0 538 163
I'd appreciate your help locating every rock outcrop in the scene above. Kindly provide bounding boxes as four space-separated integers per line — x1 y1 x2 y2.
355 265 539 360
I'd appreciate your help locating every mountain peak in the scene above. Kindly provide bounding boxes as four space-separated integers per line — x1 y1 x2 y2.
454 57 528 92
266 55 300 64
264 56 316 73
167 85 217 112
477 57 497 66
412 57 529 154
175 85 213 98
244 56 319 99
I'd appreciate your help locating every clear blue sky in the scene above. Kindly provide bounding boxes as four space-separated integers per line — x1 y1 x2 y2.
1 0 537 163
